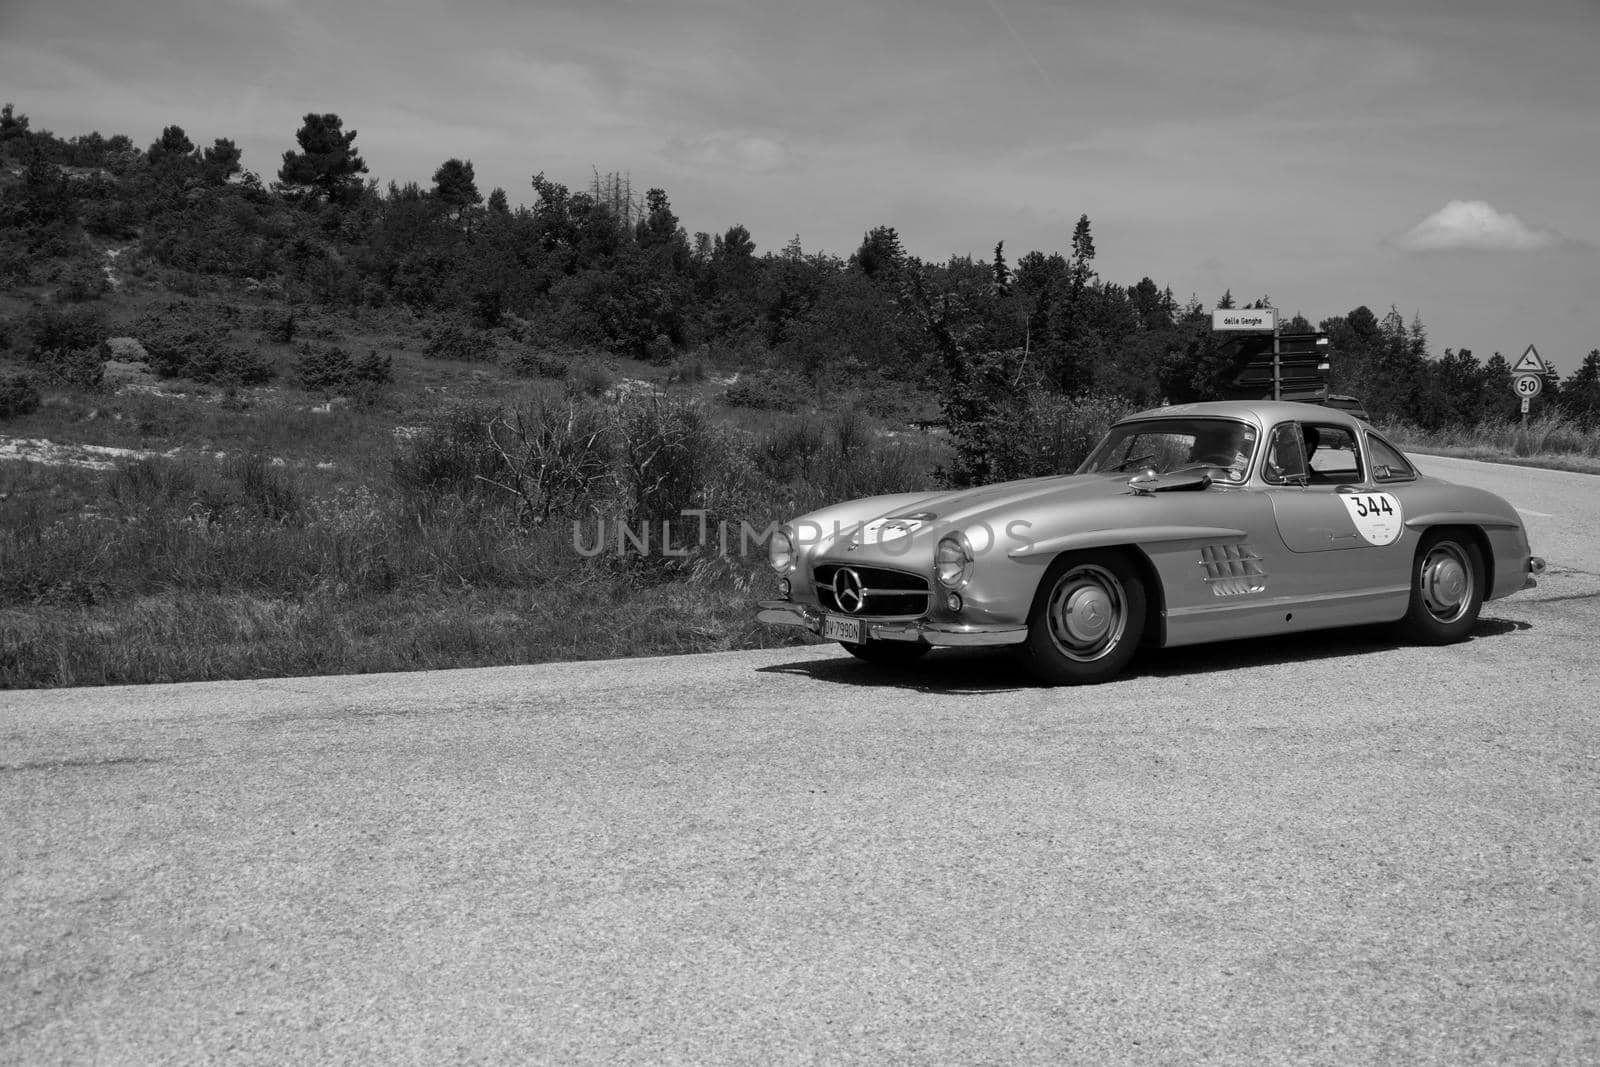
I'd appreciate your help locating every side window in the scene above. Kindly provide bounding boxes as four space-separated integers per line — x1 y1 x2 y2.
1367 433 1417 482
1303 424 1362 484
1262 423 1307 484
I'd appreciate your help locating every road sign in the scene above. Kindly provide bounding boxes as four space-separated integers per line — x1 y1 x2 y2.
1513 374 1542 398
1521 397 1531 415
1212 308 1276 332
1511 345 1548 375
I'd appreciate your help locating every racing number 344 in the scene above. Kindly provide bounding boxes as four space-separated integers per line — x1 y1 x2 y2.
1350 494 1394 518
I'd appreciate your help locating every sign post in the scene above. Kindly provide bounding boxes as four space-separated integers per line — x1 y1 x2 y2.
1211 308 1280 398
1510 345 1547 434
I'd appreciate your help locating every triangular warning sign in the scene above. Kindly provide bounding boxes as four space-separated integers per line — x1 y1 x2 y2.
1511 345 1547 375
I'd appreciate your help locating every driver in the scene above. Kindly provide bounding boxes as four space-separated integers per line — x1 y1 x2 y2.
1188 422 1256 476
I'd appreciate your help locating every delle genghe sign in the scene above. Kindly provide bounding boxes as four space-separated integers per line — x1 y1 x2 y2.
1212 308 1277 331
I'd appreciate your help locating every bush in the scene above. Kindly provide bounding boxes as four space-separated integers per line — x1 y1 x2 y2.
424 321 496 362
615 396 723 521
219 453 301 525
391 401 511 516
481 398 617 521
24 305 106 359
57 262 110 302
35 344 106 390
108 457 197 511
667 356 707 384
754 415 828 484
724 370 804 411
141 318 275 385
293 343 390 395
0 373 40 419
996 393 1135 481
503 345 571 380
564 360 614 398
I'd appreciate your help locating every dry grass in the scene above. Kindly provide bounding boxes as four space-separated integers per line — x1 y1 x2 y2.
0 362 940 687
1378 414 1600 475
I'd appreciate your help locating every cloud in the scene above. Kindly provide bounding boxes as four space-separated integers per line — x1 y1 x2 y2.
662 133 794 174
1396 199 1571 253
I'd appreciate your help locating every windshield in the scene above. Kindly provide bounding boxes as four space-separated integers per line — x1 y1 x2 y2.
1077 417 1259 483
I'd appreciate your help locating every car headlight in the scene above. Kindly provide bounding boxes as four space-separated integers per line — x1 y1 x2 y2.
768 527 795 572
935 534 973 588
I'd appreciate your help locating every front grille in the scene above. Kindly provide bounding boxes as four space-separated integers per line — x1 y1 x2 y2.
814 564 931 618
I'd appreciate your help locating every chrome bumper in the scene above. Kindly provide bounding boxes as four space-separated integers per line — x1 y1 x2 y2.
1526 555 1546 589
757 601 1028 647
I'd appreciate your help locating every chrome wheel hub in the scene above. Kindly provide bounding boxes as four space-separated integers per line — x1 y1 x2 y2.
1421 545 1472 621
1047 565 1127 662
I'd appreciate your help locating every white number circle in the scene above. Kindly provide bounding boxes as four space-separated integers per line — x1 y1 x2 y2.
1514 374 1542 397
1338 492 1404 546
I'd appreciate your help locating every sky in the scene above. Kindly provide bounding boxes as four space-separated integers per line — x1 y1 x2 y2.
3 0 1597 372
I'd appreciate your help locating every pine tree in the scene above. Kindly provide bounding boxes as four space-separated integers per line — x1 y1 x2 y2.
991 241 1011 296
277 113 368 202
432 157 482 232
1561 349 1600 427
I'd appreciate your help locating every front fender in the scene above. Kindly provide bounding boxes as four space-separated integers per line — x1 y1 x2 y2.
1009 525 1247 559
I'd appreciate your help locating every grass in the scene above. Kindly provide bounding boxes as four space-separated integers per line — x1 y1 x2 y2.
0 292 964 687
1377 414 1600 475
0 586 811 689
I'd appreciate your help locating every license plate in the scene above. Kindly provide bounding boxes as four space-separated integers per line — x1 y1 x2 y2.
822 614 863 644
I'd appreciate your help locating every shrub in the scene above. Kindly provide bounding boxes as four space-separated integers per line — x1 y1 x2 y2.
261 307 296 343
391 401 510 515
667 356 707 384
424 321 496 362
0 373 40 419
24 305 106 359
57 262 110 302
481 398 617 521
504 345 571 380
754 415 828 484
108 457 198 512
35 344 106 390
992 393 1135 481
142 319 275 384
220 453 301 525
564 360 614 398
724 370 804 411
294 342 352 393
614 395 722 521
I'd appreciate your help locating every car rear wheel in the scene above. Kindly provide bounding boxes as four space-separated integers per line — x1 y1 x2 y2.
841 639 930 665
1019 551 1146 685
1395 530 1483 644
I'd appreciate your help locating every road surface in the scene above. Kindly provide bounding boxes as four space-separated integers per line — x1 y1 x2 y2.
3 456 1597 1063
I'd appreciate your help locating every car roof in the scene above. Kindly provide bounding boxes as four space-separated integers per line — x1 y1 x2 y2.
1118 399 1366 433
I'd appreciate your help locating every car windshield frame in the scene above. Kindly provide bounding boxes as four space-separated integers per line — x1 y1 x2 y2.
1077 416 1261 483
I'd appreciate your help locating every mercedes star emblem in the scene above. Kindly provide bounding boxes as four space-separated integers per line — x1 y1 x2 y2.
833 568 866 614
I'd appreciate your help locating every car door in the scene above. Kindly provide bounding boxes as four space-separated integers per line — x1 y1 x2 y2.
1260 419 1411 603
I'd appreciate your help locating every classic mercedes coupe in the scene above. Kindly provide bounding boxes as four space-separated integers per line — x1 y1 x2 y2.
758 400 1544 684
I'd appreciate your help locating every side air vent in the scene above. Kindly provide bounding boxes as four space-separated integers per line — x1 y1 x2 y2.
1198 543 1267 597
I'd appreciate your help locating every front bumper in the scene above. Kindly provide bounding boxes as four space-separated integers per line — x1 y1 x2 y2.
757 601 1028 647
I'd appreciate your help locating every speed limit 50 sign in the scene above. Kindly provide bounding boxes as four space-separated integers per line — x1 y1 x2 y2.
1513 374 1542 398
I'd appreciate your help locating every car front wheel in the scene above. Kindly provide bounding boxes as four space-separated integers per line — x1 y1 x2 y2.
1395 530 1484 644
1019 551 1147 685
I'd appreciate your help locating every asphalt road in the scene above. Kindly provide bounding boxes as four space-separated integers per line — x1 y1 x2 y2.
3 457 1598 1064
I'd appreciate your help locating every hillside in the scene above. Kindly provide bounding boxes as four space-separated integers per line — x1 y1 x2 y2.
3 103 1598 687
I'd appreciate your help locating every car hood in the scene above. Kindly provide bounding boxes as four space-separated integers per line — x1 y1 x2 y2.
800 472 1133 563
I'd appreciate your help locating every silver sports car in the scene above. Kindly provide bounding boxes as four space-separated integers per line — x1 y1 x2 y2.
758 400 1544 684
